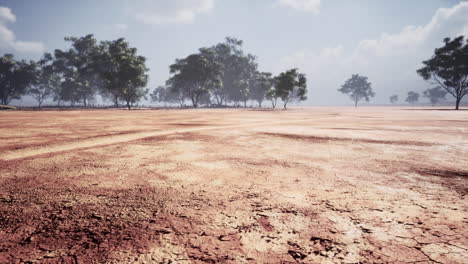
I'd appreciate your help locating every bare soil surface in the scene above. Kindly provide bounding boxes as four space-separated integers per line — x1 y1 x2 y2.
0 107 467 263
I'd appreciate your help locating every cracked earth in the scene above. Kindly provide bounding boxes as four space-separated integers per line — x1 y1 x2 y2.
0 107 467 263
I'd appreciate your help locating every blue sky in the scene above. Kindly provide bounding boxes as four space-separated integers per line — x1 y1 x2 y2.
1 0 467 106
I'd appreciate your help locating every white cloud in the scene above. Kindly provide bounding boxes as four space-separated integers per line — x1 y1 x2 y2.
273 2 468 105
0 6 16 23
277 0 321 13
128 0 215 25
0 6 45 54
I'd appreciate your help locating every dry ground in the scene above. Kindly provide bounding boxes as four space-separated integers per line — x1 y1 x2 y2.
0 107 467 264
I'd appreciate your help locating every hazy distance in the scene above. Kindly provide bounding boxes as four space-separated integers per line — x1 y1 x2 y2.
1 0 467 106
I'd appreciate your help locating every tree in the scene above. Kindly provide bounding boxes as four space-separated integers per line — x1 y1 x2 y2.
201 37 258 107
230 54 257 107
389 94 399 104
338 74 375 107
417 36 468 110
27 53 61 107
150 86 166 104
423 87 447 106
169 51 221 108
266 86 279 109
0 54 36 105
406 91 420 105
275 68 308 109
53 35 101 107
151 85 185 107
250 72 273 107
96 38 149 109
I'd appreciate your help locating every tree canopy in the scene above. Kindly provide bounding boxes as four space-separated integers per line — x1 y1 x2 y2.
405 91 420 105
417 36 468 110
53 35 101 106
274 69 307 109
1 35 310 109
423 87 447 106
96 38 149 109
27 53 61 107
169 51 221 108
389 94 399 104
0 54 36 105
338 74 375 107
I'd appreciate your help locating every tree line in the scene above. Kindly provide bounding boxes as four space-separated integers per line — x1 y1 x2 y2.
388 86 448 106
151 37 307 109
1 35 149 109
0 36 308 109
1 35 467 109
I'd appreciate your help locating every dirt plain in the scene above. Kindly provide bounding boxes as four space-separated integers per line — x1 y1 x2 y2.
0 107 467 264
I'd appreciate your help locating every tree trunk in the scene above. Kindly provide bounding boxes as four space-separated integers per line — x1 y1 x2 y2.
127 100 131 110
354 100 358 108
191 96 198 108
455 97 461 110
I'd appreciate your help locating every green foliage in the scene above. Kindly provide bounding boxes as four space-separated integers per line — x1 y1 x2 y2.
274 68 308 109
168 50 221 108
27 53 61 107
96 38 149 109
250 72 273 107
417 36 468 109
53 34 101 106
338 74 375 107
0 54 36 105
151 85 185 107
2 36 308 109
200 37 258 106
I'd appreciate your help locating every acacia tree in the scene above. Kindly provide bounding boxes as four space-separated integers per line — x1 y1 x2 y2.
53 35 100 107
169 51 221 108
275 68 307 109
338 74 375 107
417 36 468 110
390 94 399 104
406 91 420 105
423 87 447 106
28 53 61 107
0 54 36 105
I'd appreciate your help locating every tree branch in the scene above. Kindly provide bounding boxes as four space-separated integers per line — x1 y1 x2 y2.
432 72 456 98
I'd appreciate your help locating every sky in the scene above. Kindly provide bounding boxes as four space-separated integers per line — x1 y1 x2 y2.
1 0 467 106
